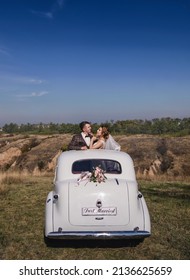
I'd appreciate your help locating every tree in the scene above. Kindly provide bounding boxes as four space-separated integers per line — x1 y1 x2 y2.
3 123 19 133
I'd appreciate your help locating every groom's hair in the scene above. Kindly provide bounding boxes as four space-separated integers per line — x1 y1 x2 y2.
79 121 91 131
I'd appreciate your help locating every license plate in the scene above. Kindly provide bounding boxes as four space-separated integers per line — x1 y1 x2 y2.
82 207 117 216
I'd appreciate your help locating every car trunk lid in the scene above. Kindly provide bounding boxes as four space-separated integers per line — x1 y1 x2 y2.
68 178 130 226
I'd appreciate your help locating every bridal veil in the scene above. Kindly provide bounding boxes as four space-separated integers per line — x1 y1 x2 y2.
105 134 121 151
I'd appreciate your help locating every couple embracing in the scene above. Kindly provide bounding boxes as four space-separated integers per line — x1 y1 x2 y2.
68 121 120 151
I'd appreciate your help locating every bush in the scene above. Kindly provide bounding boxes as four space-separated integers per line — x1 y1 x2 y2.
38 161 45 171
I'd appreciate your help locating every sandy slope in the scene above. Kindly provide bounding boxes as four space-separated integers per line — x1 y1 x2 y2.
0 133 190 178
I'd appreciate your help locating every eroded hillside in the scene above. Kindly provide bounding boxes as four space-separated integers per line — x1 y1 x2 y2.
0 133 189 178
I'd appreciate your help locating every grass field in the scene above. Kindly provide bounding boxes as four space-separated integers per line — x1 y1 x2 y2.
0 173 190 260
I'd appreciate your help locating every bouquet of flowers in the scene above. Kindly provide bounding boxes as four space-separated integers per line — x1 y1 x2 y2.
77 166 107 185
90 166 107 183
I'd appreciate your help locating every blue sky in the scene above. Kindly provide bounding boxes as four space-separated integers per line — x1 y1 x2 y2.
0 0 190 125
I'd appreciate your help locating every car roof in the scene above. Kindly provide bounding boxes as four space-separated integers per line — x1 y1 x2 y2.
60 149 129 158
56 150 136 181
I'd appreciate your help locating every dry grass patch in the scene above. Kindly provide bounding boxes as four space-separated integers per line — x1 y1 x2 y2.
0 172 25 196
0 174 190 260
0 171 27 184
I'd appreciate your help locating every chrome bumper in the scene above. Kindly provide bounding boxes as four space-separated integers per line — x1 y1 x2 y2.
46 231 150 240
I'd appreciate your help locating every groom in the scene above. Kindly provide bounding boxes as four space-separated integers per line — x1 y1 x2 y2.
68 121 93 150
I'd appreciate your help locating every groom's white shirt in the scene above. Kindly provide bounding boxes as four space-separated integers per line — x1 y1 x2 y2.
81 132 90 146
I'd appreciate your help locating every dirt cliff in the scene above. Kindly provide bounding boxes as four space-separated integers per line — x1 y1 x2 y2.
0 133 189 178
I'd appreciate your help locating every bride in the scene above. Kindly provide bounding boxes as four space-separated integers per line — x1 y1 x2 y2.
89 126 121 150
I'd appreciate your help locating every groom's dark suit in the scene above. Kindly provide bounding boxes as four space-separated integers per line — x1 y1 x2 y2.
68 133 91 150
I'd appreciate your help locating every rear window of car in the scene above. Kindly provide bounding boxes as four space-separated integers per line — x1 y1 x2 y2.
72 159 122 174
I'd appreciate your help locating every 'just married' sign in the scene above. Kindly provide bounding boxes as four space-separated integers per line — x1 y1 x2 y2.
82 207 117 216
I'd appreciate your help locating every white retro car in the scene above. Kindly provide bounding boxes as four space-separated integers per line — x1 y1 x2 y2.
45 150 151 245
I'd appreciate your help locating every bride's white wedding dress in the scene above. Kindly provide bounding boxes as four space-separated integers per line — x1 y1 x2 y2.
99 139 106 149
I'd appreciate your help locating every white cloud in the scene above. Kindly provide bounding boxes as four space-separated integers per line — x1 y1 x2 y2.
31 0 66 19
31 10 53 19
0 47 10 56
0 75 46 85
26 78 45 85
57 0 64 8
31 91 49 97
14 77 45 85
17 91 49 98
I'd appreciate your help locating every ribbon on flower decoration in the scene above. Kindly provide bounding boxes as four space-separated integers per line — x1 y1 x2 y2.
77 171 92 185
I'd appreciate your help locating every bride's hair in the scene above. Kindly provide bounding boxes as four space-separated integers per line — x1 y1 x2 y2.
101 126 109 140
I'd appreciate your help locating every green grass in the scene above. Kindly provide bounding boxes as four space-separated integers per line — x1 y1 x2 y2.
0 175 190 260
